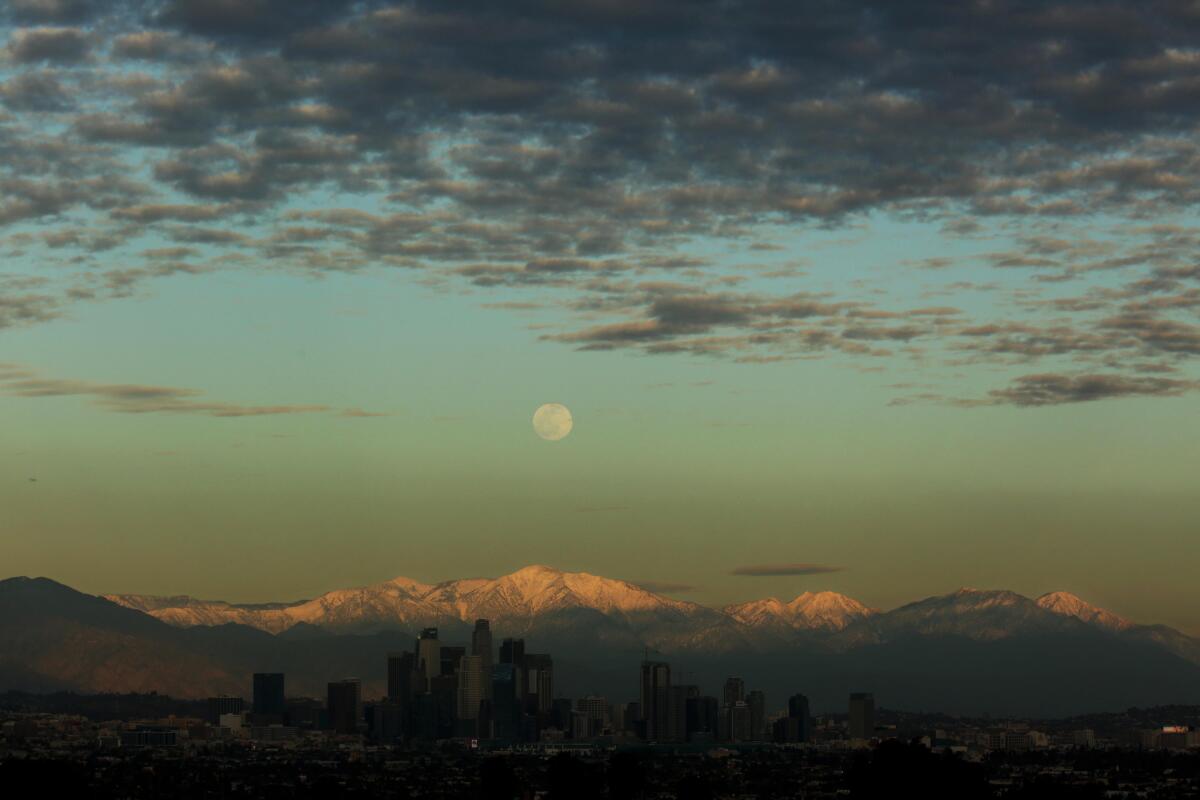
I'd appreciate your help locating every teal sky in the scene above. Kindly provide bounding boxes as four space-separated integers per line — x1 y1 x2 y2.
2 2 1199 634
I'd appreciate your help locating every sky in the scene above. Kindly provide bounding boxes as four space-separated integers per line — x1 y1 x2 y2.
1 0 1199 633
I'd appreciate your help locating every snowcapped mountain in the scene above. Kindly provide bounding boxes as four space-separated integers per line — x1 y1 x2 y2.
1036 591 1133 632
12 574 1200 714
724 591 876 632
833 587 1088 647
103 568 1198 665
104 565 747 652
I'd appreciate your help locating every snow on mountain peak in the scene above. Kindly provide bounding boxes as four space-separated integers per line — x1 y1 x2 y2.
1036 591 1132 631
724 591 873 631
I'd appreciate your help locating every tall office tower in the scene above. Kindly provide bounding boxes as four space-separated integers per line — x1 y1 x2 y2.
499 638 527 700
747 690 766 741
490 663 520 741
621 702 642 733
723 676 745 707
668 685 699 743
551 697 573 730
365 700 405 744
578 695 611 736
457 654 487 722
639 660 671 741
524 653 554 713
726 700 751 742
252 673 285 717
472 619 494 674
429 674 458 739
849 692 875 740
440 645 466 677
327 678 362 735
499 637 525 664
788 693 811 742
206 696 245 725
686 695 720 741
416 628 441 688
387 651 418 703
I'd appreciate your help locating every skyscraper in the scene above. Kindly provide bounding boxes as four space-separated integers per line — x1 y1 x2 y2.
685 695 720 741
524 653 553 713
849 692 875 740
499 638 527 701
457 653 487 723
725 701 751 742
252 673 285 717
748 689 766 741
327 678 362 735
723 676 745 707
416 628 440 689
439 645 465 677
499 637 525 666
387 651 418 703
788 693 811 742
472 619 493 673
490 662 520 741
639 660 671 741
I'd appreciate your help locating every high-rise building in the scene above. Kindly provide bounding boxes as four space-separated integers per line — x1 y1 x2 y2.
206 696 244 725
499 638 526 699
499 637 525 665
639 660 671 741
429 674 458 739
472 620 494 706
490 663 520 741
327 679 362 735
787 693 811 742
849 692 875 740
668 685 698 743
252 674 285 717
578 695 610 736
748 690 766 741
440 645 466 677
723 677 745 707
457 654 487 723
387 651 418 703
472 619 494 675
365 700 405 744
416 628 440 689
524 653 554 713
685 695 719 741
724 701 751 742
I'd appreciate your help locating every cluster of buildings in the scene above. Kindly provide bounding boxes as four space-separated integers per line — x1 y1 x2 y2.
195 620 862 746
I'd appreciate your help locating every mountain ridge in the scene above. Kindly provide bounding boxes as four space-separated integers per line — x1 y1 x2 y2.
6 573 1200 714
97 565 1197 662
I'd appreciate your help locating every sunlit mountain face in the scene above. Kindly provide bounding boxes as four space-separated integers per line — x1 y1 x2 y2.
4 570 1199 715
101 565 1200 664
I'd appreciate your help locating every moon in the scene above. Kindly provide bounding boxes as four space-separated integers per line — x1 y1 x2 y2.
533 403 573 441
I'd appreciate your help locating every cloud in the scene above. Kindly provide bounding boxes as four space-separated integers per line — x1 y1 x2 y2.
1 0 1200 405
635 581 697 594
730 563 845 577
339 408 390 418
985 373 1200 407
0 368 350 417
6 26 89 63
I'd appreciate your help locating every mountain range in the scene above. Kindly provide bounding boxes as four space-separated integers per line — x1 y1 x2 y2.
4 565 1200 716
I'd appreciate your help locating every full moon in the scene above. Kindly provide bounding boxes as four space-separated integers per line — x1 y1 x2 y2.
532 403 573 441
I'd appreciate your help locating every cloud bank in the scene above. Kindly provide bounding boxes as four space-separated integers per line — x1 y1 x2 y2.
3 1 1200 404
